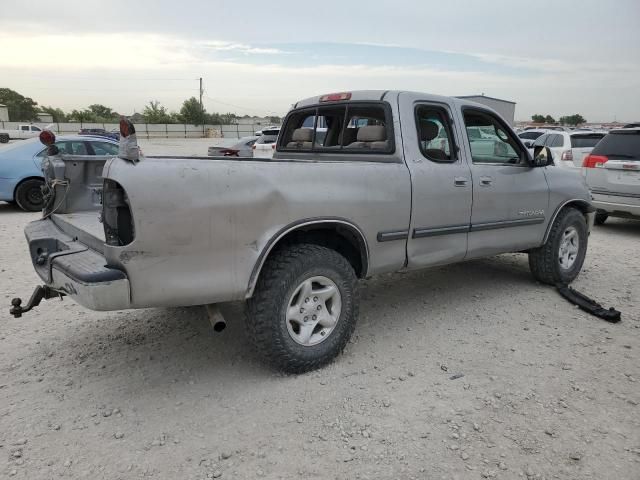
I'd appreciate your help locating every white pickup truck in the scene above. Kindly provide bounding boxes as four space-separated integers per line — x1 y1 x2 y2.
0 124 45 143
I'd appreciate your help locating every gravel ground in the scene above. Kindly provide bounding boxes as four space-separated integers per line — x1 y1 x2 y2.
1 204 639 479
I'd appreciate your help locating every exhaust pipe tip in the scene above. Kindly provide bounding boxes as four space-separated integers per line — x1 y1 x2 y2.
212 320 226 333
205 304 227 333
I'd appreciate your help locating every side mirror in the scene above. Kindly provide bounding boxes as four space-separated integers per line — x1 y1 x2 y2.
532 146 552 167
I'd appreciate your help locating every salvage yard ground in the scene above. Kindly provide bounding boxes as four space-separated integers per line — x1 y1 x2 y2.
0 140 639 479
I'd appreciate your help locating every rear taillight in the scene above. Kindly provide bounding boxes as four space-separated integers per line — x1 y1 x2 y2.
561 150 573 161
271 144 276 149
583 154 608 168
252 145 256 150
221 149 239 156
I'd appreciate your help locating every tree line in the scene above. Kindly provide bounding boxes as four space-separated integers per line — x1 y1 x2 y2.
531 113 586 126
0 88 281 125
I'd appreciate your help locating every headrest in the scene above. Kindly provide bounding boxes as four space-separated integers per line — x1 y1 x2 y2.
291 128 313 142
420 120 439 141
357 125 386 142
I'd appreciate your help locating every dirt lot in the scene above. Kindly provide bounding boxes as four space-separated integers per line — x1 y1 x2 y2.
1 204 639 480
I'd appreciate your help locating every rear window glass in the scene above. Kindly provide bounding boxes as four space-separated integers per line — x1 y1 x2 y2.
570 134 604 148
592 132 640 159
256 135 278 144
280 102 393 154
519 131 544 140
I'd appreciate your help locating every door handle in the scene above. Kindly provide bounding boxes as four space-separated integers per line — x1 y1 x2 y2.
480 176 493 186
454 177 469 187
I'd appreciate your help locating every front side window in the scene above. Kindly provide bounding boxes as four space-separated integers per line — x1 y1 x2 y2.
31 126 42 132
463 110 523 165
415 105 456 162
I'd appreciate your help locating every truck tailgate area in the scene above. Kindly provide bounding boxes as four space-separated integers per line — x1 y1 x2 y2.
25 218 130 310
51 211 105 253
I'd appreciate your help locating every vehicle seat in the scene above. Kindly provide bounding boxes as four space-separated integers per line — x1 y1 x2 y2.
346 125 388 149
286 128 313 149
420 120 449 160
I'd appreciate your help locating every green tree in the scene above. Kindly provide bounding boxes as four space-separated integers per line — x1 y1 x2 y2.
559 114 586 126
266 115 282 124
180 97 205 125
544 115 555 124
69 109 98 123
142 100 174 123
0 88 39 121
39 106 68 122
87 104 119 121
531 114 546 123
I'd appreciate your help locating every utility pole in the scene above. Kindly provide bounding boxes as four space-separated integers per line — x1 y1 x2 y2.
199 77 205 137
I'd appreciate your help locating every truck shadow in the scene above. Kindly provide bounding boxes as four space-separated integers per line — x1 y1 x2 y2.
593 218 640 237
42 253 541 396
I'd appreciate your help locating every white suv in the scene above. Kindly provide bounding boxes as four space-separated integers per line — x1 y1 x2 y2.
530 131 605 168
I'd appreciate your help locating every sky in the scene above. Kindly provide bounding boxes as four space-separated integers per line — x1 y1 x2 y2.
1 0 639 122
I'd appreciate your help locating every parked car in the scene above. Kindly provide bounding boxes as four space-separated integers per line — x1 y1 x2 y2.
0 135 119 211
0 124 45 143
255 125 280 136
252 127 280 159
518 129 548 148
78 128 120 141
582 127 640 224
530 131 605 168
14 91 594 373
208 136 256 157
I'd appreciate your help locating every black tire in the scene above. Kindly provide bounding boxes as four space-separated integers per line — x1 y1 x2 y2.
15 178 45 212
246 243 358 373
0 134 9 144
528 208 588 285
595 211 608 225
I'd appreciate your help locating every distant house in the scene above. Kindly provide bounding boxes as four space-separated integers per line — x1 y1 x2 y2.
0 104 8 122
36 111 54 123
456 94 516 126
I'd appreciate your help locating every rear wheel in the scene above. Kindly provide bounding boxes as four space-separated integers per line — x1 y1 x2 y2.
246 243 358 373
529 208 588 285
15 178 45 212
0 134 9 144
595 211 608 225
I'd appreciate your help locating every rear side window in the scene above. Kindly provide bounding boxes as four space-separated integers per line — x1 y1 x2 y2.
90 142 118 155
533 134 548 147
21 125 29 131
279 102 393 154
591 132 640 158
415 105 456 162
570 134 604 148
548 134 564 147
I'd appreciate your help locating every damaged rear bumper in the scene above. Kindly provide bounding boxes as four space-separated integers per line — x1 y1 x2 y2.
24 219 131 311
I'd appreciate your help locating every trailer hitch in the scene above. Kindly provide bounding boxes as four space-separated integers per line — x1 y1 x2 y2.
9 286 65 318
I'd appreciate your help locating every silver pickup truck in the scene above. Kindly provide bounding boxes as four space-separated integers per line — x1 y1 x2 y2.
12 91 595 372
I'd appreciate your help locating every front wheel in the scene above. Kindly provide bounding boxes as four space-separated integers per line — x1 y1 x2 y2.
15 178 45 212
246 244 358 373
528 208 588 285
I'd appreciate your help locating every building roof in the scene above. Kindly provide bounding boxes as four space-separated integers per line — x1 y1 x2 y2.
456 95 516 105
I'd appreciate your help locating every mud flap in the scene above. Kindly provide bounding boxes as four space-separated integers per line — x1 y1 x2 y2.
556 284 621 323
